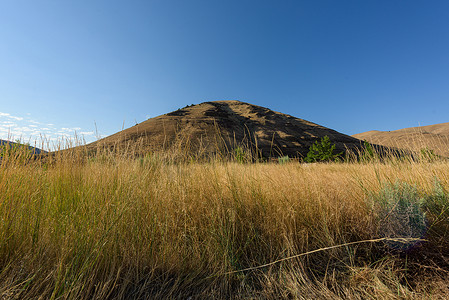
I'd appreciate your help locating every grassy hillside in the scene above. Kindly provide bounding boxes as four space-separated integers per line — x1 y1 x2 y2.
1 146 449 299
89 101 364 159
353 122 449 157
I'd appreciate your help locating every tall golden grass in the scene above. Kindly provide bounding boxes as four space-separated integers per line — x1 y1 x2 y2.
0 141 449 299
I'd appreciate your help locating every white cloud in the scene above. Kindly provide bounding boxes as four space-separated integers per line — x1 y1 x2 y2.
0 111 96 150
1 121 16 125
0 112 24 121
60 127 82 132
80 131 94 136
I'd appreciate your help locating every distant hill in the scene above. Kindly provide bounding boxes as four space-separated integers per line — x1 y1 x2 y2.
0 139 47 155
353 122 449 157
88 100 366 159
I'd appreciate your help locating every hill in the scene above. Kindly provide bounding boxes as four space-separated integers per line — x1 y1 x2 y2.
88 100 364 159
353 122 449 157
0 139 46 155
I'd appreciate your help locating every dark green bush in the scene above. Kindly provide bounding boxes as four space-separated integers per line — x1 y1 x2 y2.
304 136 343 163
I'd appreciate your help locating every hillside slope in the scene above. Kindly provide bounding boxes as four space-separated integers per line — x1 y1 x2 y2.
89 100 364 158
353 122 449 157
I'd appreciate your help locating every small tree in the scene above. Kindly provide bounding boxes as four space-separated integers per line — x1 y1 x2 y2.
304 136 343 163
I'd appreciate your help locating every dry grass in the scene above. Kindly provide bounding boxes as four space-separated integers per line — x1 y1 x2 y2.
353 123 449 157
0 143 449 299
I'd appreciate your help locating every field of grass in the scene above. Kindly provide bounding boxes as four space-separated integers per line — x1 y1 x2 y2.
1 145 449 299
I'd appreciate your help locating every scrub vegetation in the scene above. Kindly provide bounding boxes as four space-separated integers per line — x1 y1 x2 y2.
1 142 449 299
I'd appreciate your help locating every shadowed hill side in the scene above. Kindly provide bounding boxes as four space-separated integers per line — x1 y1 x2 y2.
0 139 47 155
88 101 365 159
353 122 449 157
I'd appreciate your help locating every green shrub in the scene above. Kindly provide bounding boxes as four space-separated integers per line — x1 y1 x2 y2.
304 136 343 163
278 155 289 165
371 182 427 250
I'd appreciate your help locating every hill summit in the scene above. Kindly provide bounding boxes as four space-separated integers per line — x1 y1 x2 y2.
89 100 363 158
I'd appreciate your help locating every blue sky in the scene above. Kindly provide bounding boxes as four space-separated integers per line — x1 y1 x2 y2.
1 1 448 148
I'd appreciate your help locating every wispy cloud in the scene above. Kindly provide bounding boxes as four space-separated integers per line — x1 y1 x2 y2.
80 131 94 136
0 112 96 150
0 112 23 121
0 121 17 125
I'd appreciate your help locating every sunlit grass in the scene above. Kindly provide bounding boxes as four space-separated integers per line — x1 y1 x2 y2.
0 143 449 299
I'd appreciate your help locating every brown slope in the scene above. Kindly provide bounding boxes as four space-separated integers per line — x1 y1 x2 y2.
353 122 449 157
89 100 364 158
